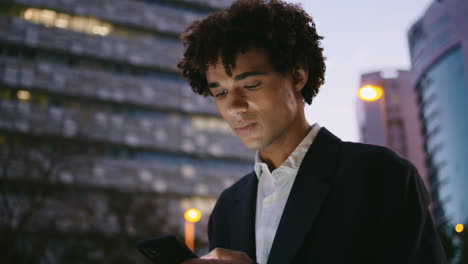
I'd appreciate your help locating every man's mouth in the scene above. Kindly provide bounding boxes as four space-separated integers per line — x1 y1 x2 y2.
234 121 257 135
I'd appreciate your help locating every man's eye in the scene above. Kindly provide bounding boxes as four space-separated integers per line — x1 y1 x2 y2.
244 82 261 89
215 90 227 97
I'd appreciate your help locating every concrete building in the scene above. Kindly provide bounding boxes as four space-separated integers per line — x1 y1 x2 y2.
408 0 468 229
357 70 428 190
0 0 247 261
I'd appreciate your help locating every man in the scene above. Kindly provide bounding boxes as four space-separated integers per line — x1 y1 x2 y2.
177 0 447 263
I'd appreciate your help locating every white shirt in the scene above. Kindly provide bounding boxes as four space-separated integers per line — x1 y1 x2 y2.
254 123 321 264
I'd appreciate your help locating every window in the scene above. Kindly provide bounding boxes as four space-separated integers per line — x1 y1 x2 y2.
21 7 113 36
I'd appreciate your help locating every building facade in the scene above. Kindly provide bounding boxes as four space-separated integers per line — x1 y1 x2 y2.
0 0 247 262
357 70 428 190
408 0 468 230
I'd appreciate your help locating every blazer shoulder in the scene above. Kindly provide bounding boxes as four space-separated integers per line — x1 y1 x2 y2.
340 141 417 172
339 141 429 204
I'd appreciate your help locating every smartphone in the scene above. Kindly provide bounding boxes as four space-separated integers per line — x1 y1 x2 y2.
138 235 198 264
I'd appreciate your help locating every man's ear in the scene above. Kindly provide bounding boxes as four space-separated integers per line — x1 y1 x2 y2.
292 66 308 93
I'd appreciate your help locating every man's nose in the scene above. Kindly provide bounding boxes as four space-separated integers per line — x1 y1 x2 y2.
226 89 248 116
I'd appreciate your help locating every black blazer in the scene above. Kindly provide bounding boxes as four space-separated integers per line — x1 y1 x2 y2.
208 128 447 264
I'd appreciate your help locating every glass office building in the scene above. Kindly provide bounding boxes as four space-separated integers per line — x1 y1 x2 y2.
408 0 468 229
0 0 249 261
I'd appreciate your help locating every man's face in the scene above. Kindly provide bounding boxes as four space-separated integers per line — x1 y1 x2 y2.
205 48 304 150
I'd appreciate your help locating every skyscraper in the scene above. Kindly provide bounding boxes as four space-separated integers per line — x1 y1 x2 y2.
408 0 468 229
0 0 249 261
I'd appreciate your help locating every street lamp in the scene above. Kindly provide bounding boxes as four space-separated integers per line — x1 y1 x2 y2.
358 85 383 101
184 209 202 252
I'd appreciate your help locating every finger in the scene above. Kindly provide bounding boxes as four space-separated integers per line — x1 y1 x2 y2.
181 258 214 264
200 251 219 259
181 259 234 264
200 247 225 259
201 248 252 262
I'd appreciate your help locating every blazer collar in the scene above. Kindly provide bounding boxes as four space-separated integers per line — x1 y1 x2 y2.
232 171 258 261
232 127 341 264
267 127 341 264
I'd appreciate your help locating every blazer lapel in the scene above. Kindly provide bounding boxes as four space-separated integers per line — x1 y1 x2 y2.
267 128 341 264
232 172 258 261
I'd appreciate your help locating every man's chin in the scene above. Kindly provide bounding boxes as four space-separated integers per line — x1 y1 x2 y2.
239 138 264 150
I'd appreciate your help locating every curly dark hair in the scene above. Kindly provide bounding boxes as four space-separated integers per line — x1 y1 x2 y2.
177 0 325 105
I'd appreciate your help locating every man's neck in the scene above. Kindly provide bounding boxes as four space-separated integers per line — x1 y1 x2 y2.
259 118 311 172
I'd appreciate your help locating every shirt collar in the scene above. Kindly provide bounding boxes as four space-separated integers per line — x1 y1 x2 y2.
254 123 321 179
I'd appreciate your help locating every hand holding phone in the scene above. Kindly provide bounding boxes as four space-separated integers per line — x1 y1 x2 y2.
138 235 198 264
181 248 254 264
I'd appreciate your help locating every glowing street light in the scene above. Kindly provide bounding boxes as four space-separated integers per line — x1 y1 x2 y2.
185 209 202 223
455 224 464 233
358 85 383 101
184 209 202 252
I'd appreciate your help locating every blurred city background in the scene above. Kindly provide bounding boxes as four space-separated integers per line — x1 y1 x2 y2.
0 0 467 263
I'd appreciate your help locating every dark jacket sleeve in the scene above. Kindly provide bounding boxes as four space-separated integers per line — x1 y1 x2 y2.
380 153 447 264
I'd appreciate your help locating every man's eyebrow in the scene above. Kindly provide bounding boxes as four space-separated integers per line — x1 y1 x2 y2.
208 71 265 89
208 82 220 89
234 71 265 81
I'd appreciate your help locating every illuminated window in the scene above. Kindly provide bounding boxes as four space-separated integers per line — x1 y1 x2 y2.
55 13 70 28
21 8 113 36
17 90 31 101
